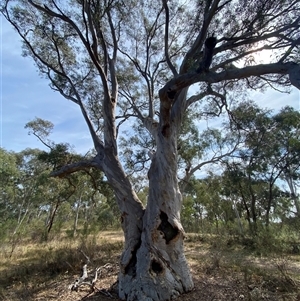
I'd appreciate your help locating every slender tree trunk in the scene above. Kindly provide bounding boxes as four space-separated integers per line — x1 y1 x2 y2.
233 200 244 236
265 183 273 228
215 214 219 234
47 199 60 234
249 184 258 234
285 174 300 218
293 196 300 218
13 207 29 235
73 196 82 237
198 206 203 232
240 187 253 234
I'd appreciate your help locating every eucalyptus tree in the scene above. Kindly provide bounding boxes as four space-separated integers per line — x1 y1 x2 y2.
228 102 280 228
273 107 300 218
0 147 64 237
2 0 300 299
223 103 300 229
12 148 51 235
183 175 236 233
25 117 116 234
255 107 300 225
0 148 19 229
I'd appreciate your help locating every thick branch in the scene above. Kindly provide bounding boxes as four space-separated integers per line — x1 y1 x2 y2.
50 158 100 178
106 10 119 102
161 62 300 102
185 91 208 108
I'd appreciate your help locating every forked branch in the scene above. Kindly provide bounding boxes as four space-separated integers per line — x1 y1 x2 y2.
69 262 115 298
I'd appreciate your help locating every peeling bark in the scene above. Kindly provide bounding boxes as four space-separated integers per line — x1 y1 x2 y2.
118 121 193 300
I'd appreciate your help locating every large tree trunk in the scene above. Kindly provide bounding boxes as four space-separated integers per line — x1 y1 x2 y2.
116 124 194 300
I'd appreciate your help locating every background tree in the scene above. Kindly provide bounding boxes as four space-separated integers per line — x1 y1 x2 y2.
25 118 116 237
0 148 20 238
273 107 300 218
0 145 115 243
2 0 300 300
12 148 50 236
221 103 300 232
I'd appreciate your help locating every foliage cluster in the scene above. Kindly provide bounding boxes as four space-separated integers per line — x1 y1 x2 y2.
0 146 118 247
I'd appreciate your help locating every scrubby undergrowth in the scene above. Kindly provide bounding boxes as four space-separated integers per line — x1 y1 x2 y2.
0 231 299 301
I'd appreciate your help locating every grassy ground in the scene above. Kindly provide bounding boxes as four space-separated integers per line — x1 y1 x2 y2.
0 231 299 301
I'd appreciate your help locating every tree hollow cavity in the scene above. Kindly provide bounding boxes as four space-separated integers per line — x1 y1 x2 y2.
124 240 141 277
157 211 179 244
151 259 163 274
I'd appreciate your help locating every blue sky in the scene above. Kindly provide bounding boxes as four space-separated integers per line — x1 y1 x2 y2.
1 17 93 153
1 18 299 154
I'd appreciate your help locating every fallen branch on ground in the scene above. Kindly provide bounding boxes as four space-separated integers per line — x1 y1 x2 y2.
69 262 114 293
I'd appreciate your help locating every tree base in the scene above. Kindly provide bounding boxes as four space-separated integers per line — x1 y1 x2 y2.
118 229 194 301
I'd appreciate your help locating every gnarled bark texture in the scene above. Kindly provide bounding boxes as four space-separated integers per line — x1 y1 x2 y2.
118 127 193 301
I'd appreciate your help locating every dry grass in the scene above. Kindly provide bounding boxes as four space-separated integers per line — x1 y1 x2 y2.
0 232 299 301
